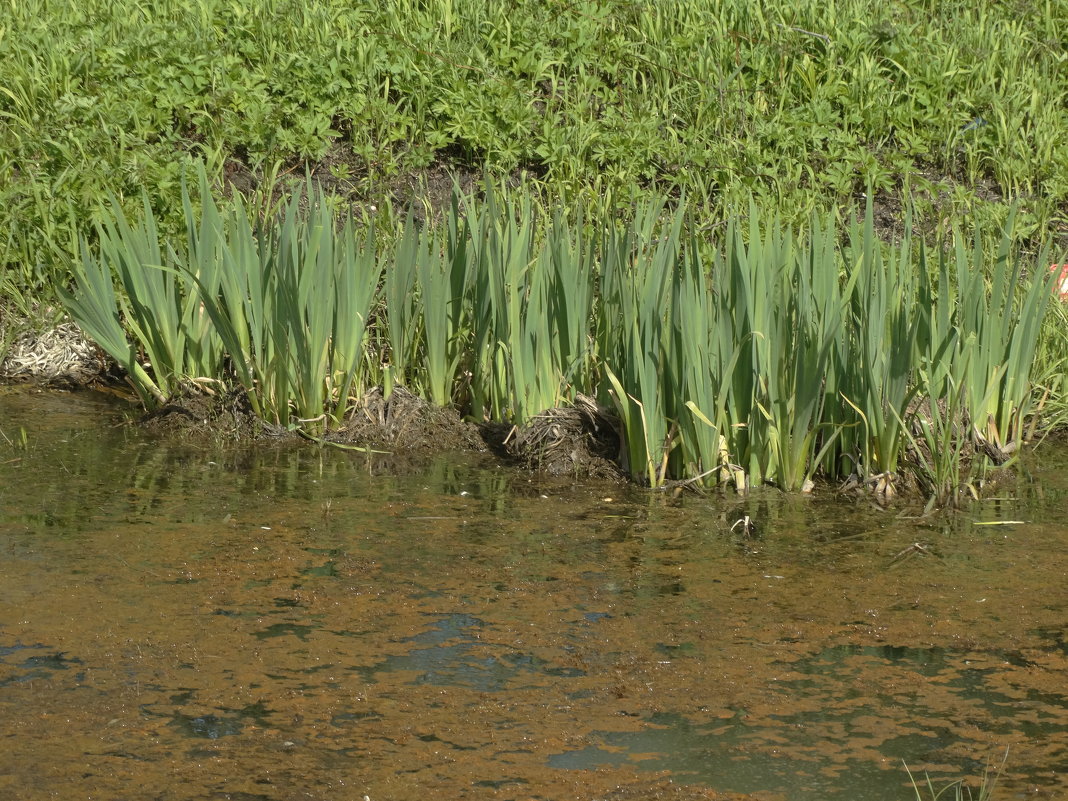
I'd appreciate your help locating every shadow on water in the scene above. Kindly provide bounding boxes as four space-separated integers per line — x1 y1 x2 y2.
545 636 1068 800
547 711 922 801
0 643 84 687
348 613 589 692
0 387 1066 800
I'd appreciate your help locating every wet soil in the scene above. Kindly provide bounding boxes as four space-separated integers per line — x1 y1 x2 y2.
0 318 1039 495
0 387 1065 801
137 384 623 481
140 386 274 440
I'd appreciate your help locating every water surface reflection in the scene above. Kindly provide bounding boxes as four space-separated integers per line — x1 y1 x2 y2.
0 387 1065 800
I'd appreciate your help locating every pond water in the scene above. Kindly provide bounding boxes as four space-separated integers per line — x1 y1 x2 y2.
0 386 1065 801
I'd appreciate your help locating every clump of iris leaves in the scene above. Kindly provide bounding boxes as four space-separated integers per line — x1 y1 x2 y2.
62 168 1064 504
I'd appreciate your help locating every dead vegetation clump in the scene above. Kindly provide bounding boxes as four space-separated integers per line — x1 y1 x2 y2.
503 394 623 480
0 322 106 385
329 386 485 453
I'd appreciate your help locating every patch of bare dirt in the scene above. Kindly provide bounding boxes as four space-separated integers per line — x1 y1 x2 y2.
90 381 625 480
134 385 488 458
380 147 486 225
218 144 527 229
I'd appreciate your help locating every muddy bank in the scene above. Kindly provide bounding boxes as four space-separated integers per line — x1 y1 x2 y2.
1 325 626 479
132 383 626 481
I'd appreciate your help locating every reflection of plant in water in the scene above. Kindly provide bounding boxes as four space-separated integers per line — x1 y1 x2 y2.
904 747 1006 801
0 426 29 454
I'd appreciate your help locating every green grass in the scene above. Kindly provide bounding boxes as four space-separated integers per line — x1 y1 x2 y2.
2 0 1067 308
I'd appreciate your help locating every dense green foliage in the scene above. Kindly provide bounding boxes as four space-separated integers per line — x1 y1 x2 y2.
2 0 1067 302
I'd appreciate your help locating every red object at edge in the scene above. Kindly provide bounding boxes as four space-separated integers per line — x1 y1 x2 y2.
1050 264 1068 300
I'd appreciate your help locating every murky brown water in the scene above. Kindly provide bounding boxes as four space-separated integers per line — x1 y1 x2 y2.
0 386 1065 801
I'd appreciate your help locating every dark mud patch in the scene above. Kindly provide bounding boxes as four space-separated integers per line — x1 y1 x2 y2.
380 149 488 225
137 385 486 457
503 394 624 480
219 145 490 227
139 386 275 440
855 160 1068 256
135 384 627 481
